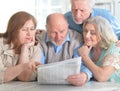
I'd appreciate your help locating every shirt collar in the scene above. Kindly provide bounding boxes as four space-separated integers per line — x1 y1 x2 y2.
90 8 95 17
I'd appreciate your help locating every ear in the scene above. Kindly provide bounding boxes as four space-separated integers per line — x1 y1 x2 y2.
90 7 93 13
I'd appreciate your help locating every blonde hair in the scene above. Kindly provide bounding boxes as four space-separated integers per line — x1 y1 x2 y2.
83 16 118 49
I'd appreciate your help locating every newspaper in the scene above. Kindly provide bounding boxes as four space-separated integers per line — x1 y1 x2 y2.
37 57 81 84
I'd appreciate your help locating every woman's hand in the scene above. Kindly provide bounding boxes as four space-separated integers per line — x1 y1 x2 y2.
25 37 35 48
17 61 41 81
24 61 40 71
19 37 36 64
79 45 92 58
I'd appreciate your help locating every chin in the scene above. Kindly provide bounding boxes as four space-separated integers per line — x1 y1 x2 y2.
74 20 83 24
72 18 81 24
25 41 31 44
54 43 61 46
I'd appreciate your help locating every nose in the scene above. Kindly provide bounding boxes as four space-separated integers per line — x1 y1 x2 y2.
76 10 82 18
26 29 31 36
86 31 90 38
56 33 61 40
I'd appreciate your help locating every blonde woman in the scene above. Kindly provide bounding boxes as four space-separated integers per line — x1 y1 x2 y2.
79 16 120 82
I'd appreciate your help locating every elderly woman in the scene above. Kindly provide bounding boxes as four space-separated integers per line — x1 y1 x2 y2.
0 11 41 84
79 16 120 82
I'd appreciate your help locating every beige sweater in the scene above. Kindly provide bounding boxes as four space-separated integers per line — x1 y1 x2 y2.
36 29 83 64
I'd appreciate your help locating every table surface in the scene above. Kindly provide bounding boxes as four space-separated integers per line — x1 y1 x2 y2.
0 81 120 91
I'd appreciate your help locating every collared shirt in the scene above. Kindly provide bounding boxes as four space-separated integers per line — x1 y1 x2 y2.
41 33 76 63
65 8 120 39
41 32 92 81
46 34 70 54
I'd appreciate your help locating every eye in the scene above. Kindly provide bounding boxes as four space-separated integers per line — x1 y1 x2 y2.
72 9 77 12
31 27 35 30
22 28 27 31
50 31 56 35
80 9 84 12
60 30 65 33
83 29 88 33
91 32 96 35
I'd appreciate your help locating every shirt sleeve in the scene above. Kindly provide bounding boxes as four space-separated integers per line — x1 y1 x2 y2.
30 43 42 62
102 43 120 70
73 44 93 81
0 58 6 84
0 41 6 84
28 44 42 80
103 55 120 70
41 51 45 64
91 9 120 39
107 13 120 39
80 62 93 81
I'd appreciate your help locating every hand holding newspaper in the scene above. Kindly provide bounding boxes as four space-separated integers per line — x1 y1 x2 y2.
37 57 81 84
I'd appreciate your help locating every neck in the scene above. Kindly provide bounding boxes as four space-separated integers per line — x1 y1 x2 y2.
93 46 102 52
92 46 102 62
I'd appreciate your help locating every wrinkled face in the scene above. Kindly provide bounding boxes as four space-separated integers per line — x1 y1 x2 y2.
18 19 36 45
46 21 68 46
71 0 92 24
83 23 100 47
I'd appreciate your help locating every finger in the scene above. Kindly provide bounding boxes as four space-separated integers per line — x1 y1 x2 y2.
67 77 84 86
32 63 36 71
32 36 35 42
35 61 41 65
32 61 40 70
88 45 92 50
28 40 35 47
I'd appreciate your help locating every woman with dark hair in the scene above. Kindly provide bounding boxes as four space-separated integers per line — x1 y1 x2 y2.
0 11 41 84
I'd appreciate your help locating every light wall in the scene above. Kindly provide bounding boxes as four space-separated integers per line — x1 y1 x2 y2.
0 0 36 33
0 0 70 33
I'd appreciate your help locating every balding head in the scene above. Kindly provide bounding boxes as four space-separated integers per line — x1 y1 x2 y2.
46 13 69 46
46 13 68 25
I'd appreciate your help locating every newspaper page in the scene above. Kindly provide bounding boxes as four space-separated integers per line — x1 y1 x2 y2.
37 57 81 84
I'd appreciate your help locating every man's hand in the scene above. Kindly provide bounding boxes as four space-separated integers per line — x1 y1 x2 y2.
67 72 88 86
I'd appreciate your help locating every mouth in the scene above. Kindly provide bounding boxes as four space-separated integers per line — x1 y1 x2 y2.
74 18 83 24
84 39 91 44
26 38 32 41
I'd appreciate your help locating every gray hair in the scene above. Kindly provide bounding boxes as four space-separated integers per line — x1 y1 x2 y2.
83 16 118 49
71 0 96 8
89 0 95 8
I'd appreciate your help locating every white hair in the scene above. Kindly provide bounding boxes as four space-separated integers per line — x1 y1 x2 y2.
71 0 96 8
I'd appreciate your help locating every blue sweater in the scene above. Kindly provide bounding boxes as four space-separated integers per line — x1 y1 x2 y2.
65 8 120 39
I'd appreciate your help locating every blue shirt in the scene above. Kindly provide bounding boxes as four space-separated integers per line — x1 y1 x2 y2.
65 8 120 39
41 33 92 81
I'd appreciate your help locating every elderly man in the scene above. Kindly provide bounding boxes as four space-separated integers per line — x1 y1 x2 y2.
36 13 92 86
65 0 120 39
